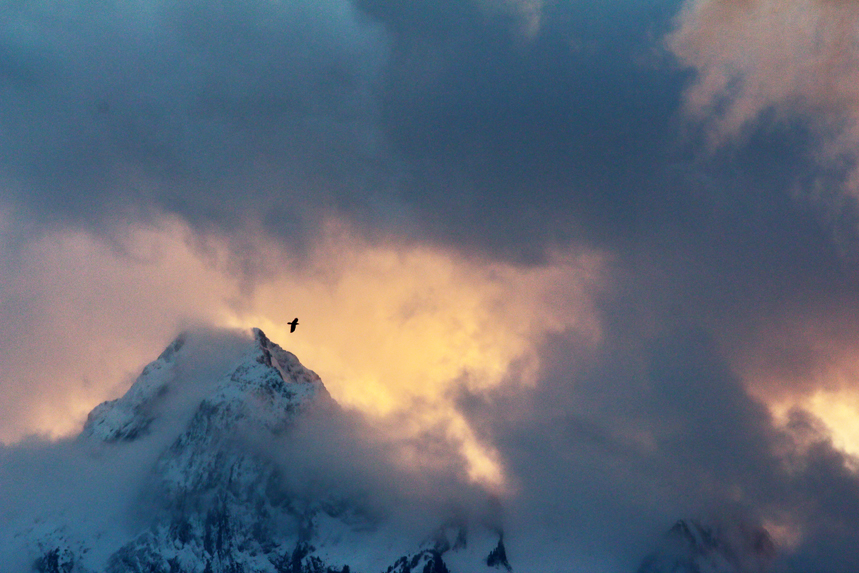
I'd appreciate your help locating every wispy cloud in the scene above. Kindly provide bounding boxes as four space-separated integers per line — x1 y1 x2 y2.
669 0 859 197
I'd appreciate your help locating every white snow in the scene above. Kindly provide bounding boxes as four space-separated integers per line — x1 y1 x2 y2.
5 328 509 573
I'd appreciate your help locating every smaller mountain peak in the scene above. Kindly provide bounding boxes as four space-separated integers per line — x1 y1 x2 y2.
82 327 327 444
667 520 714 552
156 332 186 363
81 333 188 442
637 518 776 573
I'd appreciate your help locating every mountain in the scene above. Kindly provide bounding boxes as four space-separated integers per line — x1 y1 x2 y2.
636 519 776 573
1 327 782 573
5 328 510 573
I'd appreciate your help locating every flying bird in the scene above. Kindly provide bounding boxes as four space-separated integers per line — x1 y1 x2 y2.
288 318 299 333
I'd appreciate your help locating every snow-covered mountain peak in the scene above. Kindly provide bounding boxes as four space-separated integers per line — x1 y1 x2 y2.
81 333 187 442
7 327 515 573
198 327 331 432
81 327 329 444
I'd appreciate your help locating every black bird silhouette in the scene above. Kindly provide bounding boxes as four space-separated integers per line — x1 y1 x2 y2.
288 318 299 333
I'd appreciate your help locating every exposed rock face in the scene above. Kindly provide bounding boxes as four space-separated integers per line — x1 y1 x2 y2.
18 328 508 573
636 519 776 573
485 538 511 571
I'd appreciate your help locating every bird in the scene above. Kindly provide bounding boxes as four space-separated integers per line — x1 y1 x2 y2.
288 318 299 333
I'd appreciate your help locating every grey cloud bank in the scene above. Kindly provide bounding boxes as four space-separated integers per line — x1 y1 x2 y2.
2 0 853 263
465 327 859 571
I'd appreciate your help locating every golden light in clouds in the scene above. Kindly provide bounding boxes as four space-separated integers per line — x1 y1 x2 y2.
0 218 239 442
739 337 859 460
768 390 859 460
0 217 606 490
803 391 859 459
222 221 606 490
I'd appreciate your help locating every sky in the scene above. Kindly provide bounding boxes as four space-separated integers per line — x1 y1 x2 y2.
2 0 859 570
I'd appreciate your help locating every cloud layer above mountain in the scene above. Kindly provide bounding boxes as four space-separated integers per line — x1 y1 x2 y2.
3 0 859 570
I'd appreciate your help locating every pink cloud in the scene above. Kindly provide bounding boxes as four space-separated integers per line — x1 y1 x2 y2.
668 0 859 192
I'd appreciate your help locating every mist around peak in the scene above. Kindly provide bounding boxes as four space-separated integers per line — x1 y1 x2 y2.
3 326 859 572
0 326 507 571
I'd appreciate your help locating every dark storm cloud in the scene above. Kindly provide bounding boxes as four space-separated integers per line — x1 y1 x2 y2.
355 0 690 259
3 0 849 273
1 0 701 260
1 0 387 240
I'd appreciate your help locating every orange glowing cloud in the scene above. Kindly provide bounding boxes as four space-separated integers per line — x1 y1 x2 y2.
229 221 603 410
795 390 859 460
0 215 607 488
222 221 606 489
732 318 859 460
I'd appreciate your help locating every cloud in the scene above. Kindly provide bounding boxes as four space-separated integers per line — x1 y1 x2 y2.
1 0 694 262
353 0 691 259
3 1 859 569
459 322 859 571
0 211 606 493
265 400 503 538
0 0 387 242
668 0 859 200
220 220 607 488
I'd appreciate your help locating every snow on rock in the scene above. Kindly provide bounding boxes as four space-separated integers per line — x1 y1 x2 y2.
81 328 330 445
16 327 509 573
81 334 186 442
